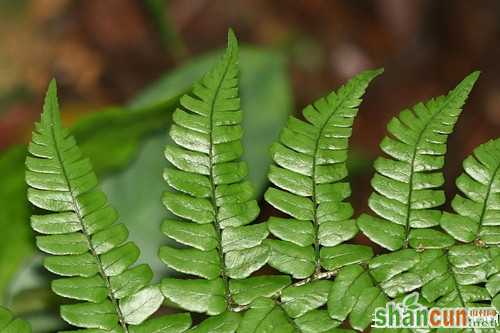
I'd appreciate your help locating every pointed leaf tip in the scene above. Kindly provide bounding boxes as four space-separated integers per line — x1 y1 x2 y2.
366 67 384 80
45 79 58 101
42 78 61 125
462 70 481 86
355 68 384 82
448 70 481 101
227 28 238 49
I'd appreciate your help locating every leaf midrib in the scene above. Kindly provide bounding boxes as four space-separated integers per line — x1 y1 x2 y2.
206 53 235 309
402 95 455 248
49 118 129 332
311 84 356 274
477 161 500 239
446 253 467 307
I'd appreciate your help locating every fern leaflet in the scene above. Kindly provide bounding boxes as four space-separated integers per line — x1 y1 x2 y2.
441 138 500 245
440 139 500 310
263 69 382 279
26 81 190 332
160 30 286 330
358 71 480 250
326 72 499 332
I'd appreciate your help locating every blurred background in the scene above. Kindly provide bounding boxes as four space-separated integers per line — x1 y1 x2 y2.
0 0 499 331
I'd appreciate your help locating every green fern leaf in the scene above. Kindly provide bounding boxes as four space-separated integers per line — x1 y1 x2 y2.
187 312 241 333
0 307 31 333
437 139 500 310
327 264 387 331
237 298 296 333
441 138 500 244
358 71 480 250
160 30 276 318
423 245 492 307
293 310 350 333
263 69 383 279
26 81 181 331
129 313 192 333
328 138 499 331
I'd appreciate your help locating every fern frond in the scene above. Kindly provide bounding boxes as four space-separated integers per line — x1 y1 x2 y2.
438 139 500 310
160 30 277 322
0 307 31 332
237 297 356 333
328 249 463 331
26 81 184 331
358 71 480 250
327 264 387 331
441 138 500 244
263 69 383 280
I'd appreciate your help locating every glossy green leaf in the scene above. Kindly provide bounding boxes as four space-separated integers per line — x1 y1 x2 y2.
187 312 241 333
224 244 269 279
441 139 500 245
327 265 374 322
280 280 332 318
358 71 480 250
160 278 226 315
160 30 268 315
159 246 220 279
264 68 383 279
294 310 341 333
267 217 314 247
60 301 118 330
320 244 373 271
237 298 295 333
229 275 291 306
26 81 159 330
349 287 387 331
2 38 293 306
119 285 164 325
265 239 315 279
129 313 192 333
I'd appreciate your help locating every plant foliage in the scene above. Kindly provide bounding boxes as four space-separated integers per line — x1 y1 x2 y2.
0 306 31 332
159 30 292 331
358 71 480 250
23 29 500 333
26 81 190 332
264 68 382 279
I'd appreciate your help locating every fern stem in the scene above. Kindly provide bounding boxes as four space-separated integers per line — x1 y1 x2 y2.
49 123 129 332
293 270 337 287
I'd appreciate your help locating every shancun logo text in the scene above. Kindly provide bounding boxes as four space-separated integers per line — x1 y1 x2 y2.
372 292 499 329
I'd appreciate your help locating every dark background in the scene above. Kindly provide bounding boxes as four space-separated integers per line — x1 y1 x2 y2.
1 0 499 208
